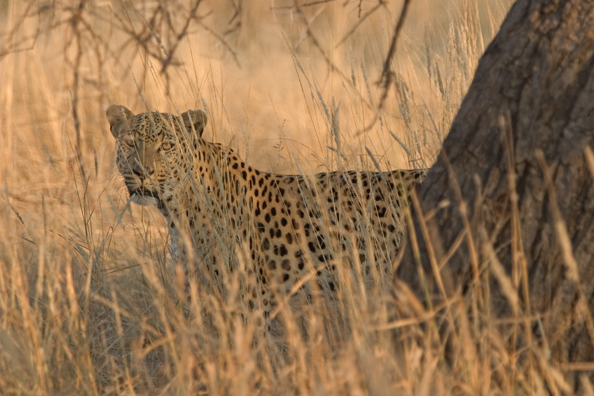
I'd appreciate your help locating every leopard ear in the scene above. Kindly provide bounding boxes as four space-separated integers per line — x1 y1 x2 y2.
181 109 207 137
106 105 134 139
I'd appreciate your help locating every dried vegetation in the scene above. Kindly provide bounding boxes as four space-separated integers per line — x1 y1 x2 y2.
1 0 567 394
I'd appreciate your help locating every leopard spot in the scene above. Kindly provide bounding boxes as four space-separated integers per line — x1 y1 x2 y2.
281 260 291 271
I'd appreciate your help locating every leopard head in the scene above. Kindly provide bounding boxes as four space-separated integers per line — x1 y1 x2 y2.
106 105 207 207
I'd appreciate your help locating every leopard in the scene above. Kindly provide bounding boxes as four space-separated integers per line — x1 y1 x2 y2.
107 104 427 322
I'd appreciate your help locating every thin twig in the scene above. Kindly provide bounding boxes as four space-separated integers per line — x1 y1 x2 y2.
358 0 411 135
293 1 371 108
335 0 385 48
378 0 411 107
271 0 336 11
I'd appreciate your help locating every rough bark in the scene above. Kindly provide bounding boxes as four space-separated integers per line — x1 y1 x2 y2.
397 0 594 384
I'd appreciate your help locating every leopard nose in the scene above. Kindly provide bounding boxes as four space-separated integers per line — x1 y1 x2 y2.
133 166 154 178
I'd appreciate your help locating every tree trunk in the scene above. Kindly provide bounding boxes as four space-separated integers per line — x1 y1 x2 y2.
397 0 594 386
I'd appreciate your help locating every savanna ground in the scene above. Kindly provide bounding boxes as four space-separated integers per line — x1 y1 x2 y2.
2 0 580 394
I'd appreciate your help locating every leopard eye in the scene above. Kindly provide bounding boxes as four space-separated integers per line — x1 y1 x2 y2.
122 135 135 147
121 133 135 146
161 141 174 150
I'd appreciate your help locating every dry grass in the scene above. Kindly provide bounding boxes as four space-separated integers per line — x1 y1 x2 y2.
1 0 579 395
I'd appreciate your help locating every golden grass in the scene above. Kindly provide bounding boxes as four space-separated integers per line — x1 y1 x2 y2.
2 0 584 395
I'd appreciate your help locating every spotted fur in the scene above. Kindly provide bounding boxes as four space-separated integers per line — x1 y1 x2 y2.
107 105 426 317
